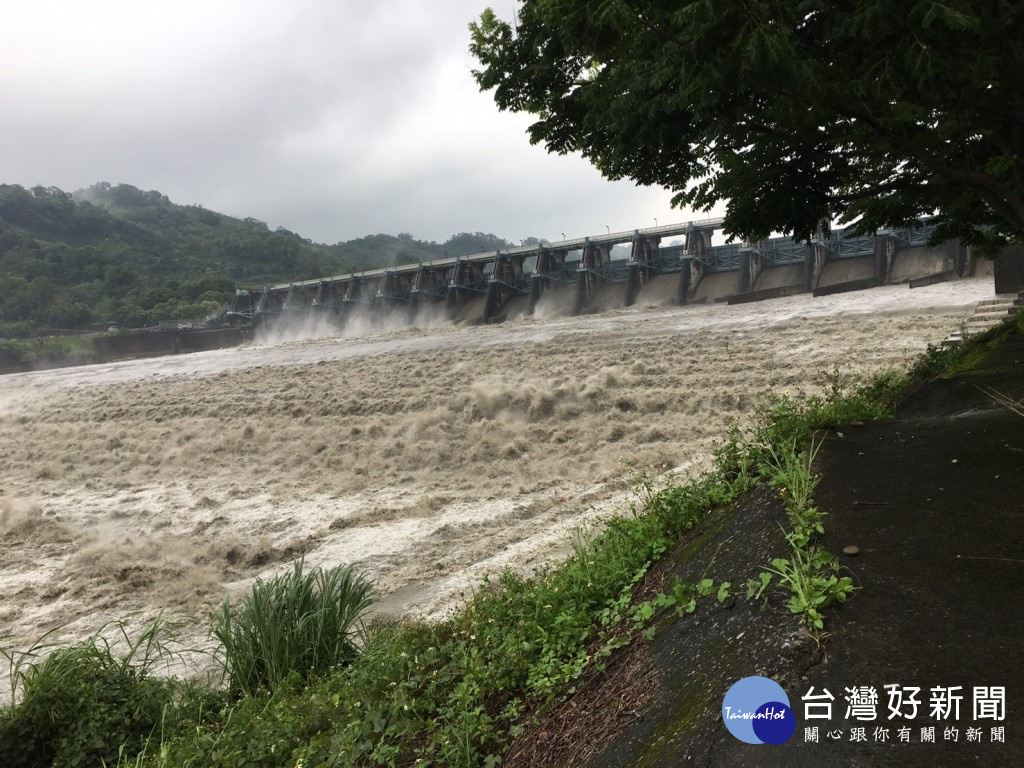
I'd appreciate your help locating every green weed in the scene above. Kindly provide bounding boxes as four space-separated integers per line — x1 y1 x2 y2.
747 532 856 632
760 435 827 547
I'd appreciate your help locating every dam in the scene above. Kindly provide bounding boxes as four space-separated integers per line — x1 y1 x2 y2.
227 217 988 328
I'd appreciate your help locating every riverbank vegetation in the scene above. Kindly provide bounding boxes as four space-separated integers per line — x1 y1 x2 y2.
0 335 97 373
1 317 1015 767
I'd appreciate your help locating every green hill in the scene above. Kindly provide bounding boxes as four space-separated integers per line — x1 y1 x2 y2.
0 182 516 337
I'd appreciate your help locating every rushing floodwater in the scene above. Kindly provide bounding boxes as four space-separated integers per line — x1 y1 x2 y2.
0 278 997 682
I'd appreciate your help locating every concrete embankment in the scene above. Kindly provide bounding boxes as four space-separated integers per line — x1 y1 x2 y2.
92 327 251 364
817 255 876 288
693 271 740 303
754 263 805 291
888 245 952 283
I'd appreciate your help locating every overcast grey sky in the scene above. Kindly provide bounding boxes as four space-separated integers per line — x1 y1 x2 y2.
1 1 716 245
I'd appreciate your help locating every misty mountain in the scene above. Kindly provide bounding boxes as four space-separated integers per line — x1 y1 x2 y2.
0 182 518 336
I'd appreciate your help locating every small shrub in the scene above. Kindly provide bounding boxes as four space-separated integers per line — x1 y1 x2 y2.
213 558 374 696
0 620 176 768
908 341 966 382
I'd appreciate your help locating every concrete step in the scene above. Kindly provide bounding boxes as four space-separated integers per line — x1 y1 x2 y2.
974 304 1014 316
966 316 1007 327
963 313 1010 331
974 294 1015 307
971 313 1014 324
942 293 1021 346
969 295 1017 321
977 296 1015 306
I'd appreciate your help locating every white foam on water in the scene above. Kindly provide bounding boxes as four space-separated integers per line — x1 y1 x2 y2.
0 277 999 692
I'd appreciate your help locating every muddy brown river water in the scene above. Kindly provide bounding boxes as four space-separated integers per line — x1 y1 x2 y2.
0 278 997 685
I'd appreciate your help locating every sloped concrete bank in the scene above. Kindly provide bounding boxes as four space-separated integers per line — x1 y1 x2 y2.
506 486 818 768
584 487 818 768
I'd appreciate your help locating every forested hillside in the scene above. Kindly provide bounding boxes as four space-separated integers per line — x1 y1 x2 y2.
0 182 515 337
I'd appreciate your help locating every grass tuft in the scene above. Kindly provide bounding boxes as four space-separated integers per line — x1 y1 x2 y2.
0 618 178 768
212 558 373 697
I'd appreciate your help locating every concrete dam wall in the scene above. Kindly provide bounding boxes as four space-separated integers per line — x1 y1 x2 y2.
231 218 1012 333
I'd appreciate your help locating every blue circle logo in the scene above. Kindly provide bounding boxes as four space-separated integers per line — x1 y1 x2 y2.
722 676 796 744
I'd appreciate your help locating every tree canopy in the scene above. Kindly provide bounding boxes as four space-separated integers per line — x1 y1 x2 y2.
470 1 1024 252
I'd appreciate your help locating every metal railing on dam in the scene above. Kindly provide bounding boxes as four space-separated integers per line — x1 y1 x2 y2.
227 217 970 326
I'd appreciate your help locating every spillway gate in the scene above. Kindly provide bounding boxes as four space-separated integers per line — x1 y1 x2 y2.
227 217 972 327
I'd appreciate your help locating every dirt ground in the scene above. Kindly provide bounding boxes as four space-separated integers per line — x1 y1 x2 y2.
0 278 1000 697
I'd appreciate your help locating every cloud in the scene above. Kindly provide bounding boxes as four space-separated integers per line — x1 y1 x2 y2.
0 1 715 244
